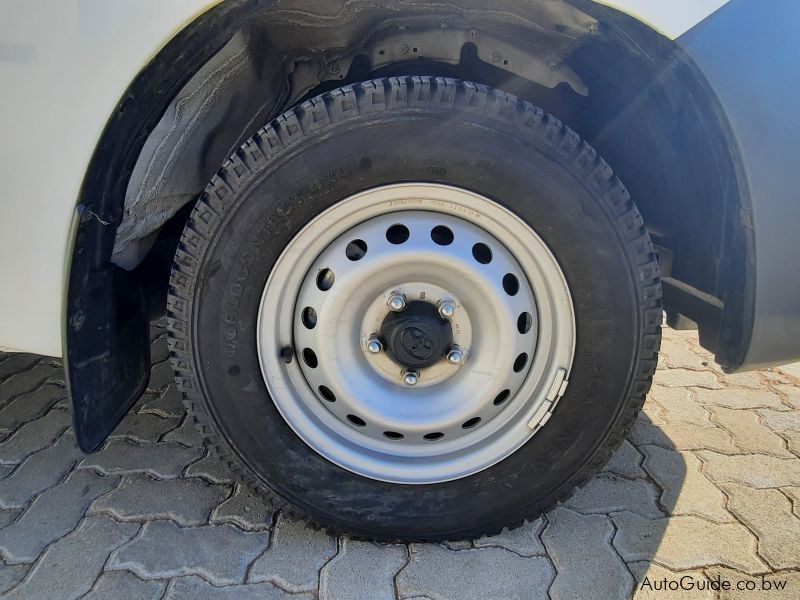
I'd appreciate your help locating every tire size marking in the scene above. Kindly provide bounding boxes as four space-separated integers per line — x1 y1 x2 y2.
385 199 483 220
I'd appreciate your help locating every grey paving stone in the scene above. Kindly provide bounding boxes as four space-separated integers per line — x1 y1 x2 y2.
108 412 182 443
653 368 721 389
757 409 800 433
138 384 185 418
660 424 740 454
612 512 767 573
150 334 170 364
0 564 28 595
784 431 800 457
648 386 714 426
783 487 800 519
83 570 167 600
659 338 711 371
166 575 313 599
0 409 71 465
0 470 119 563
79 439 202 479
777 363 800 379
722 483 800 570
0 509 20 529
629 419 737 453
0 434 84 509
0 384 65 432
541 508 632 600
640 401 666 425
773 383 800 409
320 539 406 600
0 361 62 401
628 417 673 449
0 354 41 383
211 484 274 531
149 319 167 342
162 415 204 446
693 388 786 410
474 518 546 556
761 369 792 384
564 472 663 518
89 474 228 526
249 513 336 591
0 465 13 479
109 521 268 585
641 445 732 522
602 439 646 479
2 515 138 600
441 540 472 550
696 451 800 488
397 543 554 600
186 453 236 485
710 406 793 457
146 361 175 393
715 371 766 390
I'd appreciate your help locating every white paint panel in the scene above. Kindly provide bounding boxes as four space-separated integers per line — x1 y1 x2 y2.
596 0 729 39
0 0 727 357
0 0 218 357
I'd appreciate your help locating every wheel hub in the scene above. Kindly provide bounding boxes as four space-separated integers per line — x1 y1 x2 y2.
257 183 576 484
380 301 453 370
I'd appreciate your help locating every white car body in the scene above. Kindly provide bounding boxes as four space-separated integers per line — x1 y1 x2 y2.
0 0 729 357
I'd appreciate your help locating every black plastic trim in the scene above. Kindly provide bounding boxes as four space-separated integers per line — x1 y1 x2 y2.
64 0 256 451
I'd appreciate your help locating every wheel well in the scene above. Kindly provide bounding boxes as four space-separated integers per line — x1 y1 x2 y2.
114 1 747 362
67 0 749 447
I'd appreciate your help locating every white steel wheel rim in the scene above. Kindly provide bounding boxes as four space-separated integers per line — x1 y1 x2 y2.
257 183 575 484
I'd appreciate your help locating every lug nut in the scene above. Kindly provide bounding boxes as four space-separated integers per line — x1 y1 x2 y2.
403 370 419 386
446 347 463 365
367 337 383 354
388 292 406 312
438 300 456 319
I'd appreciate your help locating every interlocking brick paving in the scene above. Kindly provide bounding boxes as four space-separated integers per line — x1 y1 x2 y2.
0 325 798 599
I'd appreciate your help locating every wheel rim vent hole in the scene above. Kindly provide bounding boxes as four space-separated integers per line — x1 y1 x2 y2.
383 431 404 440
347 414 366 427
513 352 528 373
346 239 368 261
462 417 481 429
316 269 335 291
517 312 532 334
423 432 444 441
493 389 510 406
302 307 317 329
386 224 410 244
472 243 492 264
303 348 318 368
431 225 454 246
318 385 336 402
503 273 519 296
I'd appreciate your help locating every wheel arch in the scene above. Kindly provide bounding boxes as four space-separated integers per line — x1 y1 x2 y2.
67 0 752 449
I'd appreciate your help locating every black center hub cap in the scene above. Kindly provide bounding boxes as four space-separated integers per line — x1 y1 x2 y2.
380 301 453 369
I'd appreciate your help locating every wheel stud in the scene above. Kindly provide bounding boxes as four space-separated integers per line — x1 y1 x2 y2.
388 292 406 312
438 299 456 319
402 370 419 386
367 336 383 354
446 346 463 365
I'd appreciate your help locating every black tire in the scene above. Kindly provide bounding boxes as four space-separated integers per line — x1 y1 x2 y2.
167 76 661 541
